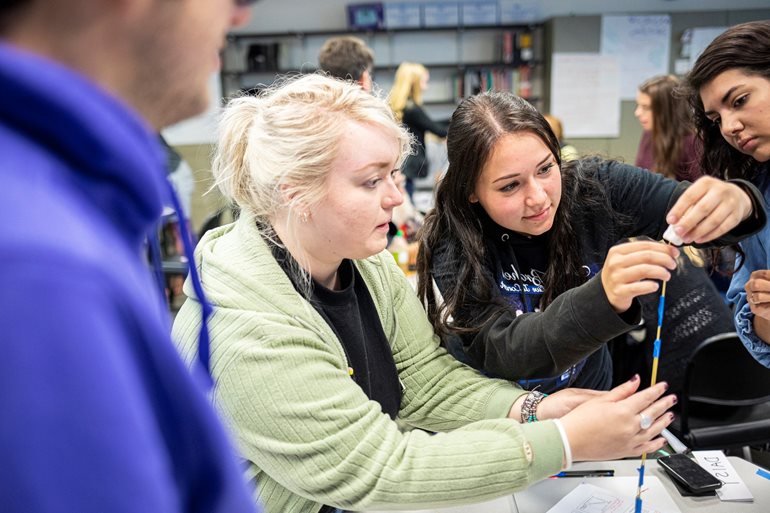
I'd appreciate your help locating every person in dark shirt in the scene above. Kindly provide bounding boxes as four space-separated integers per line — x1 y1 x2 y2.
417 91 764 393
318 35 374 92
388 62 448 199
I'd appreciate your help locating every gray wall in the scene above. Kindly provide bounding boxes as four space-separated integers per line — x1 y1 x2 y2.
236 0 770 34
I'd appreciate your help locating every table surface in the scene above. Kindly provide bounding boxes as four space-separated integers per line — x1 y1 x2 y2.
368 456 769 513
511 457 770 513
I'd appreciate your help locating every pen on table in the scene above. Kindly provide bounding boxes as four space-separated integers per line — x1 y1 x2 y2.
551 470 615 478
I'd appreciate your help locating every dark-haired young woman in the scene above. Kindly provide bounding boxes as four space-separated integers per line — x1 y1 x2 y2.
634 74 702 182
683 20 770 367
417 91 765 392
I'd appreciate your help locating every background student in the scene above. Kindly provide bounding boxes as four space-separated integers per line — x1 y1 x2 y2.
417 91 764 393
172 73 676 513
683 20 770 368
318 35 374 92
389 61 448 199
0 1 259 512
634 74 702 182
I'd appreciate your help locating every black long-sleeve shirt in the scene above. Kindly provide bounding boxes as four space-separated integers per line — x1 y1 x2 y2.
402 104 448 149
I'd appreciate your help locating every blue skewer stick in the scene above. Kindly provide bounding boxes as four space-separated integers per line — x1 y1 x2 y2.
635 272 668 513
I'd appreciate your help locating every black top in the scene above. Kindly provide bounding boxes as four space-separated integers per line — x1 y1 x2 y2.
269 239 402 419
474 210 616 392
402 103 448 149
400 104 449 179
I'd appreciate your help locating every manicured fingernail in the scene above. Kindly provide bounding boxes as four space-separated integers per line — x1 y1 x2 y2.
662 382 669 391
672 396 678 405
630 374 640 382
668 412 675 421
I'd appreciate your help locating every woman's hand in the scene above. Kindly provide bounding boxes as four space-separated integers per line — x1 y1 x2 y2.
560 375 677 462
601 240 680 313
536 388 605 420
745 270 770 345
666 176 753 244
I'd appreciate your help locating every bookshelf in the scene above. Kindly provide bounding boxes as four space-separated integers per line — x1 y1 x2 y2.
220 24 546 114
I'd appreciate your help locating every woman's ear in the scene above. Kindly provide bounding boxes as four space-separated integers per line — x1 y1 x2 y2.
469 192 479 203
279 183 298 203
279 183 311 216
359 69 373 93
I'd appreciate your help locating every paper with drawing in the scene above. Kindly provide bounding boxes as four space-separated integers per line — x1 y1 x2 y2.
546 477 680 513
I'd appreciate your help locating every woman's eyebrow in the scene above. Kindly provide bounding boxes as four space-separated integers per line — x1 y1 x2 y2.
491 154 551 184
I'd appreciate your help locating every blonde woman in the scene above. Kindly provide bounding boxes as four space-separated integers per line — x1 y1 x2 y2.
389 62 447 197
172 74 675 513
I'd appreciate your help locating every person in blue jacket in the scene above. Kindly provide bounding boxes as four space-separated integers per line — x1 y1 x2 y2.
0 1 260 512
684 20 770 368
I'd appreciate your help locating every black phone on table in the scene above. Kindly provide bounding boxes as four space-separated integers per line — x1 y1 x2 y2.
657 454 723 494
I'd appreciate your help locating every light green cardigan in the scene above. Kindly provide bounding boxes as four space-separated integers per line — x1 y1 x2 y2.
172 213 565 513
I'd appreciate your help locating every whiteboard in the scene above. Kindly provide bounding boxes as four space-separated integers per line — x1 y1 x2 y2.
689 27 727 70
550 53 620 138
601 15 671 100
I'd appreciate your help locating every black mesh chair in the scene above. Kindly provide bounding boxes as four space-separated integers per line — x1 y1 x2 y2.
668 332 770 451
611 254 735 394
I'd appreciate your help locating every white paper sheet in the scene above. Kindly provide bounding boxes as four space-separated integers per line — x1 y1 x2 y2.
688 27 728 70
550 53 620 138
545 477 680 513
600 15 671 99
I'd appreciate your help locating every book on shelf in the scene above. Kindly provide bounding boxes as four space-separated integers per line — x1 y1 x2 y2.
501 31 514 64
500 30 534 65
451 65 534 101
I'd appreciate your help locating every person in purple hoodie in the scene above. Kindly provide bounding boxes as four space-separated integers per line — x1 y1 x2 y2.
0 1 260 512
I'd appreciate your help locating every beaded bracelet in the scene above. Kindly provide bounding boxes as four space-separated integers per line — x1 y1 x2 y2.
520 390 548 423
